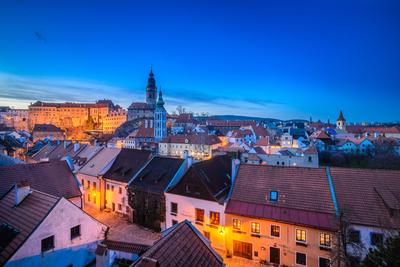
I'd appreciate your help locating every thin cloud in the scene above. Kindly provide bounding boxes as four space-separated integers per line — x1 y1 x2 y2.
0 72 305 119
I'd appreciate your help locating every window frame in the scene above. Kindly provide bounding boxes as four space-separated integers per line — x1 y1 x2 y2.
295 229 307 244
170 202 178 215
251 222 261 234
209 211 220 226
70 225 81 240
271 225 280 238
195 208 204 224
370 232 384 246
41 235 55 253
233 218 241 231
295 251 307 266
319 232 332 248
318 257 331 267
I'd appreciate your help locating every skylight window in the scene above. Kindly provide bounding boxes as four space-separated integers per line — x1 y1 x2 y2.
270 191 278 202
0 223 20 252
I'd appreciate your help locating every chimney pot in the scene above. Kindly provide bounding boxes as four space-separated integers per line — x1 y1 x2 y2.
15 181 31 206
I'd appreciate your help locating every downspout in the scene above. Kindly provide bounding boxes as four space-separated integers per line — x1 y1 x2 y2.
326 166 340 217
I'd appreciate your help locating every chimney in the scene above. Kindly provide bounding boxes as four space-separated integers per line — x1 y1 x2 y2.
95 244 110 267
231 158 240 182
140 257 159 267
73 142 80 152
15 181 31 206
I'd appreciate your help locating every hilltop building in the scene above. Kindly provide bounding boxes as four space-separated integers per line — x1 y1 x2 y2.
127 68 158 121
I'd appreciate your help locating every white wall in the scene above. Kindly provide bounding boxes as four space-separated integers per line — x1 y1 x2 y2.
346 224 396 260
165 192 226 250
7 198 107 267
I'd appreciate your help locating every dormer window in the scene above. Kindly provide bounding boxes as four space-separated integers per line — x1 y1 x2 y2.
270 191 278 202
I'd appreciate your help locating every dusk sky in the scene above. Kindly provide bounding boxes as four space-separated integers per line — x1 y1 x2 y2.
0 0 399 122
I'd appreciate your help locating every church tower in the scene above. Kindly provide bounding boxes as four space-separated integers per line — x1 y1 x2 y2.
154 89 167 142
146 66 157 108
336 110 346 130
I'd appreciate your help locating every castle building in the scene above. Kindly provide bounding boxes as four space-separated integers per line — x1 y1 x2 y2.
336 110 346 131
127 68 158 121
154 90 167 142
28 100 112 131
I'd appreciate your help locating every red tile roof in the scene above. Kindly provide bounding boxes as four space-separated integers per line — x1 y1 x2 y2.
206 120 256 127
132 220 223 267
100 240 150 254
30 101 109 108
0 189 60 265
252 125 269 137
227 164 337 230
128 102 153 110
0 161 81 199
255 137 269 146
330 167 400 229
161 134 221 146
103 149 152 183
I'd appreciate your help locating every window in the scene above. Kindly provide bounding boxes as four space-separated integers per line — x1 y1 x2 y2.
119 187 122 194
106 184 110 190
296 252 307 266
370 232 383 246
296 229 307 243
87 181 90 189
348 230 360 243
270 191 278 201
87 194 90 201
41 235 55 252
195 208 204 223
93 182 96 189
251 222 260 234
271 225 280 237
81 179 84 187
319 257 330 267
308 156 312 162
118 204 122 211
70 225 81 240
210 211 220 225
171 202 178 214
320 233 331 247
233 219 241 231
203 231 210 240
126 206 130 213
172 220 178 226
111 185 114 192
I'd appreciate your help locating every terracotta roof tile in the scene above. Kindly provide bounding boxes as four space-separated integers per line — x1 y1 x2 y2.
0 161 81 199
133 220 223 267
330 167 400 229
161 134 221 146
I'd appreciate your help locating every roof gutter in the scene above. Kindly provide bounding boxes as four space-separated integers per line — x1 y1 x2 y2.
325 166 340 217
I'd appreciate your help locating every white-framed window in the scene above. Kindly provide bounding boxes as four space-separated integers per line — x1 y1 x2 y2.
319 233 332 248
295 252 307 266
296 229 307 243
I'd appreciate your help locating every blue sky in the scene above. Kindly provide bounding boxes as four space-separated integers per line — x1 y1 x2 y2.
0 0 399 122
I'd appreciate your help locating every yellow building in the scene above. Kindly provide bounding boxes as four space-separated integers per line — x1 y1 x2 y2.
28 100 111 131
224 164 339 267
102 108 127 134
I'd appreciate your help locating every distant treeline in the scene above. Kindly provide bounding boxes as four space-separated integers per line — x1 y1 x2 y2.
319 151 400 170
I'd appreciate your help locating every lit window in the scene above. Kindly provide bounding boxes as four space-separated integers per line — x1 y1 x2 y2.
195 208 204 223
296 229 306 243
251 222 260 234
233 219 241 231
210 211 220 225
270 191 278 201
320 233 331 247
271 225 280 237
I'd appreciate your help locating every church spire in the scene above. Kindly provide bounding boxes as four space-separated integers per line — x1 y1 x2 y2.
146 66 157 107
157 88 164 107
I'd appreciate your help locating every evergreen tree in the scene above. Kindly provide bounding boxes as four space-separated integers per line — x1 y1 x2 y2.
361 234 400 267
